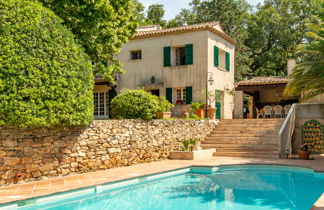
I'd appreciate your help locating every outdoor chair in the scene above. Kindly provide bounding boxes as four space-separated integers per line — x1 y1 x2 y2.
263 105 272 118
255 107 263 119
284 105 292 117
274 105 283 118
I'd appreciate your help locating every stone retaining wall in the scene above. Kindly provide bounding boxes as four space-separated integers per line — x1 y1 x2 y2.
0 120 216 185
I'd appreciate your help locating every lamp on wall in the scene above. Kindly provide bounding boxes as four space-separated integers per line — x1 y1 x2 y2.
150 76 155 84
206 72 214 118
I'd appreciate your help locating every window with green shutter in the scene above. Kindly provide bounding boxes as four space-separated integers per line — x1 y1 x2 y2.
185 86 192 104
108 89 117 118
225 52 230 71
185 44 193 65
164 46 171 67
166 88 172 103
214 46 219 67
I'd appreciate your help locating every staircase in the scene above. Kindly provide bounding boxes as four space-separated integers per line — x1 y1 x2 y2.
201 119 284 158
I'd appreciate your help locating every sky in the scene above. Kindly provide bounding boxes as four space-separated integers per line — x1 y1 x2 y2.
139 0 264 20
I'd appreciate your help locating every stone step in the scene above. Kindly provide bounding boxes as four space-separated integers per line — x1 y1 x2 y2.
201 143 278 149
209 130 278 134
211 127 280 131
220 119 284 123
213 151 279 158
202 140 278 145
205 136 277 141
215 124 281 128
214 148 278 153
208 133 277 137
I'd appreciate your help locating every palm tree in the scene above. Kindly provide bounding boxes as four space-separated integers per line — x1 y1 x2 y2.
284 9 324 101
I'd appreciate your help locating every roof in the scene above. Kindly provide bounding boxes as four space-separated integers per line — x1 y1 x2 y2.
236 77 289 86
131 22 236 45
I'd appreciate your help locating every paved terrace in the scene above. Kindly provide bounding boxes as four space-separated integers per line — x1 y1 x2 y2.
0 156 323 208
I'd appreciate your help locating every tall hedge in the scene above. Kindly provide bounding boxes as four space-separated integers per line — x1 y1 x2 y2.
0 0 94 127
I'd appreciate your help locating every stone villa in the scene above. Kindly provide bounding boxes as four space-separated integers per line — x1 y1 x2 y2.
94 22 236 119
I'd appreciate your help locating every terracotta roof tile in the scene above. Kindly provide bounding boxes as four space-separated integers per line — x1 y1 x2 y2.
131 22 236 44
236 76 289 86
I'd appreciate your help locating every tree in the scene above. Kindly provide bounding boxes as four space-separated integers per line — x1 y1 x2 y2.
245 0 319 77
132 0 146 25
38 0 139 84
0 0 93 128
284 10 324 101
146 4 167 27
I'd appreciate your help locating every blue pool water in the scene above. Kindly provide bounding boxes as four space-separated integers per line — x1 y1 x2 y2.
7 165 324 210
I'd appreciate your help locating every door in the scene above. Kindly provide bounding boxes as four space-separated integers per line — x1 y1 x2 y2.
215 90 222 119
150 89 160 97
94 92 109 119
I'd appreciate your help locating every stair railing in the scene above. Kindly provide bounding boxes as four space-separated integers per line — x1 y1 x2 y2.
278 103 296 158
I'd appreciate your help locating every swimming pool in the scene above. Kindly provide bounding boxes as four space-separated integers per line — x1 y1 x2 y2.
2 165 324 210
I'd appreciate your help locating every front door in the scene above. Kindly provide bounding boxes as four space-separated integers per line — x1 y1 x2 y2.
215 90 222 119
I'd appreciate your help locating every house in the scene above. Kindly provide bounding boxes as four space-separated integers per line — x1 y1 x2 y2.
113 22 236 118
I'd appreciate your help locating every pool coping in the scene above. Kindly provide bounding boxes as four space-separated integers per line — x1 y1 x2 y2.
1 161 324 208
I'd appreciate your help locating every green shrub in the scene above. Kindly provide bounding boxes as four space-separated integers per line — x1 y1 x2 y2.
181 138 197 151
111 89 160 120
190 101 205 113
0 0 93 128
156 96 174 112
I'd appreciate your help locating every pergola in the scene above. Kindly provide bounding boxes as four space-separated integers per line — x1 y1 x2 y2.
234 77 298 118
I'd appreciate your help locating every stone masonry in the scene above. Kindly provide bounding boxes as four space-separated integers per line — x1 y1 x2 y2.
0 120 216 185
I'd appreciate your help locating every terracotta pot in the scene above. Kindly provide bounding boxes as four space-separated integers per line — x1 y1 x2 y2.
182 112 189 119
208 108 216 120
195 109 205 119
298 150 311 159
156 112 172 119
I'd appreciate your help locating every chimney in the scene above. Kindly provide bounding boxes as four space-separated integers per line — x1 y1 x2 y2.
138 25 162 32
287 58 296 76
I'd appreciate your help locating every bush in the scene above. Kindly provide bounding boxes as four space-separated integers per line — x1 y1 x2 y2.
156 96 174 112
111 89 160 120
0 0 93 128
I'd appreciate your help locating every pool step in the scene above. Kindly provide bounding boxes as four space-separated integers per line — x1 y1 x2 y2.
201 119 283 159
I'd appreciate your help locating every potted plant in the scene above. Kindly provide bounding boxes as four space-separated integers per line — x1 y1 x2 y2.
156 96 174 119
298 144 311 159
169 138 215 160
190 101 205 119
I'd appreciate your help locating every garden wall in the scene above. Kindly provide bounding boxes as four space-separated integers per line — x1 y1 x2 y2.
0 120 216 185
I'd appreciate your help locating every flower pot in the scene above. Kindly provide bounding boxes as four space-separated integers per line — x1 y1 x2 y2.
195 109 205 119
298 150 311 159
156 112 172 119
208 108 216 120
182 112 189 119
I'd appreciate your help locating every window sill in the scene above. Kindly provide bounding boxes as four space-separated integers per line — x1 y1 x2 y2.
128 59 142 61
165 64 192 69
216 67 229 72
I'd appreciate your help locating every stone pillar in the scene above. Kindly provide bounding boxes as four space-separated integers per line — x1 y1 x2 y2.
234 91 243 119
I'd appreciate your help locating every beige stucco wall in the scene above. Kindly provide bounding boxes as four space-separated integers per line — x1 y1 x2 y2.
207 31 235 119
116 29 235 118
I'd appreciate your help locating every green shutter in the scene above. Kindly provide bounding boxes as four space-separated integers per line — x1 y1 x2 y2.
163 46 171 67
226 52 230 71
185 44 193 65
185 86 192 104
214 46 219 67
166 88 172 103
108 89 117 118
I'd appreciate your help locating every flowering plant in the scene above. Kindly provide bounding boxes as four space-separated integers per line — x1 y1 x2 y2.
300 144 309 151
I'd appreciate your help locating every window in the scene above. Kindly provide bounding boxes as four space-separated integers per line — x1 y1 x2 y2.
130 50 142 60
175 47 186 66
219 49 226 70
164 44 193 67
94 92 109 118
176 88 186 104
